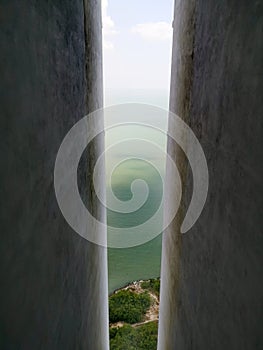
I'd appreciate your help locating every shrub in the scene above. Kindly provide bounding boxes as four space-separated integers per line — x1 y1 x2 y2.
109 290 151 324
141 278 160 296
110 321 158 350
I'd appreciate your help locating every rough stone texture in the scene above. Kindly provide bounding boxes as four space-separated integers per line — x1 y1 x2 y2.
0 1 108 349
159 0 263 349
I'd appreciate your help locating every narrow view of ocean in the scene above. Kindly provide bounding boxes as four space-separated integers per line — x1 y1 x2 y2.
105 89 168 293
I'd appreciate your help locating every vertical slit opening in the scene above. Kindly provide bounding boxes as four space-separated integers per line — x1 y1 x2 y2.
102 1 174 348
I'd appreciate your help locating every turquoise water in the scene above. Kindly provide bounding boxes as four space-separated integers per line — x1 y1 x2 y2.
107 159 163 293
105 89 168 294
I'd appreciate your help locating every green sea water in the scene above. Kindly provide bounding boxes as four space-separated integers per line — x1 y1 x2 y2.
105 89 168 294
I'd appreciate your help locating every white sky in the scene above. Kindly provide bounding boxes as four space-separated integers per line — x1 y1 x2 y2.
102 0 174 91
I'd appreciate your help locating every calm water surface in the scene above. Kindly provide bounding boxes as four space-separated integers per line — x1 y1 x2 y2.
105 89 168 294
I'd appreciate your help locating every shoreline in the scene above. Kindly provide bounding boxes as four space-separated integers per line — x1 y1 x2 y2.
109 277 160 296
109 278 160 329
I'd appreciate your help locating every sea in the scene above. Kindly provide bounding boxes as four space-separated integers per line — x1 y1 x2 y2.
104 89 169 294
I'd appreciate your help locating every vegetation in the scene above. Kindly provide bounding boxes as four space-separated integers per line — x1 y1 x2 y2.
141 278 160 296
109 290 151 324
110 321 158 350
109 279 160 349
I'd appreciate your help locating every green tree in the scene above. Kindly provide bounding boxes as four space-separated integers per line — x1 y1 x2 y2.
109 290 151 324
110 321 158 350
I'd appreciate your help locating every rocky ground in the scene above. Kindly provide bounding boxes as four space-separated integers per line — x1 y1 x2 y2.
109 279 160 329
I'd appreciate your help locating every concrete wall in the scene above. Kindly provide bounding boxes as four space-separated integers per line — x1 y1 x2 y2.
159 0 263 349
0 1 108 349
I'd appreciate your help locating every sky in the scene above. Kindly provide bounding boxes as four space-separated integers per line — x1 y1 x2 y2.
102 0 174 92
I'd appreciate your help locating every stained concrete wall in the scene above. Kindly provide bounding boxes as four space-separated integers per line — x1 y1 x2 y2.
159 0 263 349
0 1 108 349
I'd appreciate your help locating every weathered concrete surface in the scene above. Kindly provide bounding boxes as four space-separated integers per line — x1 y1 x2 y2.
159 0 263 349
0 1 108 349
158 1 196 348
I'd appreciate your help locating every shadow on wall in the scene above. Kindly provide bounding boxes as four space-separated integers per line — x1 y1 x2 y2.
159 0 263 349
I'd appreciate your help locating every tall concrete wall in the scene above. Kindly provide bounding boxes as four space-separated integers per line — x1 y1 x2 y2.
159 0 263 349
0 1 108 349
